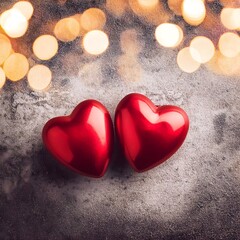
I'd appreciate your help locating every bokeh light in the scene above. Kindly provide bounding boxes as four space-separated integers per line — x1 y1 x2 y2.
128 0 170 25
33 35 58 60
0 8 28 38
71 14 86 36
106 0 128 18
3 53 29 81
83 30 109 55
218 32 240 58
220 0 240 8
120 29 142 55
54 17 80 42
190 36 215 63
0 67 6 89
182 0 206 26
0 34 12 65
220 8 240 30
177 47 201 73
137 0 158 9
155 23 183 48
28 65 52 91
81 8 106 31
13 1 34 20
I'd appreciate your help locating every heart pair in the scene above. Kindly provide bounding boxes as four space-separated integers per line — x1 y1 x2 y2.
42 93 189 178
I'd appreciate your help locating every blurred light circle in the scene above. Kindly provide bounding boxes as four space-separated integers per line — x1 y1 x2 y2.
13 1 34 20
218 32 240 58
54 17 80 42
190 36 215 63
28 65 52 91
220 8 240 30
81 8 106 31
0 8 28 38
155 23 183 48
182 0 206 26
3 53 29 81
83 30 109 55
177 47 201 73
33 35 58 60
137 0 158 8
0 34 12 65
0 67 6 89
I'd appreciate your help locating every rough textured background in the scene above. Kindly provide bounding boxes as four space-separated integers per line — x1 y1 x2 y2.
0 1 240 239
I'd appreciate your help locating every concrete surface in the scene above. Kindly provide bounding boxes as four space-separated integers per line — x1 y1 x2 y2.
0 0 240 239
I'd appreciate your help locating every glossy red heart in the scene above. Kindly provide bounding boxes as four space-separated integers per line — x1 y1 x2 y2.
115 93 189 172
42 100 114 178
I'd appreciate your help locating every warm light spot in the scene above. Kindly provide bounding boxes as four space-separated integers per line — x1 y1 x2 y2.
217 51 240 76
71 14 86 36
168 0 183 16
13 1 34 20
106 0 128 18
137 0 158 9
3 53 29 81
0 34 12 65
33 35 58 60
81 8 106 31
182 0 206 26
0 8 28 38
120 29 142 55
220 0 240 8
190 36 215 63
155 23 183 48
27 65 52 91
218 32 240 58
83 30 109 55
0 67 6 88
177 47 201 73
54 17 80 42
220 8 240 30
129 0 170 25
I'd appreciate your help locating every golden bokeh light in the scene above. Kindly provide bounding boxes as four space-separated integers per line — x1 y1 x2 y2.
168 0 183 16
81 8 106 31
218 32 240 58
129 0 170 25
220 8 240 30
13 1 34 20
71 14 86 36
106 0 128 18
177 47 201 73
190 36 215 63
54 17 80 42
220 0 240 8
0 8 28 38
120 29 142 55
0 34 12 65
27 65 52 91
83 30 109 55
33 35 58 60
155 23 183 48
137 0 158 9
207 50 240 76
182 0 206 26
0 67 6 89
3 53 29 81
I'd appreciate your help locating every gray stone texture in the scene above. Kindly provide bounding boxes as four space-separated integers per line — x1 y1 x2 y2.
0 0 240 239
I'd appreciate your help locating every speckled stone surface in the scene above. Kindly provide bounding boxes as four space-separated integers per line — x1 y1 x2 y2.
0 1 240 239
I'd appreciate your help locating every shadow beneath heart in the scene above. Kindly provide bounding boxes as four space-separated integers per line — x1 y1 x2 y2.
34 147 86 183
107 136 134 179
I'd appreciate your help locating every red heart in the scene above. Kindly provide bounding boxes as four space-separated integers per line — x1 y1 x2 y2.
115 93 189 172
42 100 114 178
